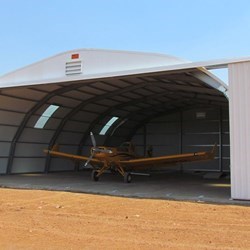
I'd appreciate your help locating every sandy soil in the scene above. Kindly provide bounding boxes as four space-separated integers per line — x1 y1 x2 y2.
0 188 249 250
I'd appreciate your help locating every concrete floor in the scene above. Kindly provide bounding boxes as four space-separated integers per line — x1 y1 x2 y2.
0 170 249 205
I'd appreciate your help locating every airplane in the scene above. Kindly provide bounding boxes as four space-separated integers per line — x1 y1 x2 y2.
44 132 217 183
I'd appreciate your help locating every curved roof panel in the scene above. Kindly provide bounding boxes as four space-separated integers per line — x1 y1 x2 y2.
0 49 189 88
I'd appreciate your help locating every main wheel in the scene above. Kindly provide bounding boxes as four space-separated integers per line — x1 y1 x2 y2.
91 170 99 182
124 172 132 183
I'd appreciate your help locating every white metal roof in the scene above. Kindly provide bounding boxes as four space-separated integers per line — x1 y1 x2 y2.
0 48 244 92
0 49 189 88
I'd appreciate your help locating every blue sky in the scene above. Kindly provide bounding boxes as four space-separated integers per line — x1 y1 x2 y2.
0 0 250 76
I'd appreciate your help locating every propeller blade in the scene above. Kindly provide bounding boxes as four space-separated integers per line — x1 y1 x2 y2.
84 153 94 167
90 132 96 148
84 132 113 167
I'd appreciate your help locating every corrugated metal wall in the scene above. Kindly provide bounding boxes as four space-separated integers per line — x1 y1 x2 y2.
229 62 250 200
0 94 37 174
132 107 230 172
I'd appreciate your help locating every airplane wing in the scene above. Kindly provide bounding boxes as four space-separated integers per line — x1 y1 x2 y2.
44 148 102 165
119 145 216 169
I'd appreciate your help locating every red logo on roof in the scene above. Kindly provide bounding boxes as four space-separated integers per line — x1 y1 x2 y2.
71 54 79 59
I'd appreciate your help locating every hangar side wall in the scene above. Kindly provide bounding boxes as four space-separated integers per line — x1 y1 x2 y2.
229 62 250 200
132 107 230 172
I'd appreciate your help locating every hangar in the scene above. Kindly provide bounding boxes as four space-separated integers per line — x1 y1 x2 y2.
0 49 249 200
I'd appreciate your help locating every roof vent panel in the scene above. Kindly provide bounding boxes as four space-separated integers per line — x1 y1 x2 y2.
65 61 82 75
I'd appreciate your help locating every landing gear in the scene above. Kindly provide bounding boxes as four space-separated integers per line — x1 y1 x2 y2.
91 168 132 183
124 172 132 183
91 170 99 182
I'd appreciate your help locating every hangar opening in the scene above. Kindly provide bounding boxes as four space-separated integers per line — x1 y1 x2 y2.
0 49 234 200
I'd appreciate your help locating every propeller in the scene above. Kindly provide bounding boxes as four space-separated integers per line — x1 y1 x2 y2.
84 132 112 167
84 152 94 167
90 132 96 148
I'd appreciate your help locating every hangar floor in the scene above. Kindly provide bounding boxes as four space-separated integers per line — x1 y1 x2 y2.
1 170 246 205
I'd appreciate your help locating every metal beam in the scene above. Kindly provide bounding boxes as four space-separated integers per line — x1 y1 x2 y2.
219 107 223 172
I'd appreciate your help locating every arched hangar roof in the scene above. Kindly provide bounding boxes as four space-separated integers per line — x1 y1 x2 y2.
0 49 228 174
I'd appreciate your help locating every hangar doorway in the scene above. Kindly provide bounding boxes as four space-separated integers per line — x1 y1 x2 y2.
0 49 233 201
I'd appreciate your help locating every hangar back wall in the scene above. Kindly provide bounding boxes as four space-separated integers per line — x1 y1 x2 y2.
133 106 229 172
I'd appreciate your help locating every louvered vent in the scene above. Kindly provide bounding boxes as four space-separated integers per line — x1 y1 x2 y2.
65 61 82 75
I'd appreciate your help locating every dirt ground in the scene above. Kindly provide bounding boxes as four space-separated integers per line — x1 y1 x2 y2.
0 188 249 250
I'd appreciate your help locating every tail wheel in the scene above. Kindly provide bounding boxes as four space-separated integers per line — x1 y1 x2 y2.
91 170 99 182
124 172 132 183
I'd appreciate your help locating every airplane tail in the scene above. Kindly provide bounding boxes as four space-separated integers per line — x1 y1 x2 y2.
209 143 217 158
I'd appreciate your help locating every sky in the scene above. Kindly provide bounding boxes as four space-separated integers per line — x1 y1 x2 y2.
0 0 250 79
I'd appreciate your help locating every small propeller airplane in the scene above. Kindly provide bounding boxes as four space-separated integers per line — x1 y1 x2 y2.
44 132 217 183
